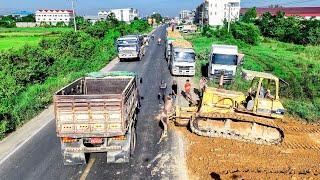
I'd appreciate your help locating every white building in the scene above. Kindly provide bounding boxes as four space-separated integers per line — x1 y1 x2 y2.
98 10 110 17
206 0 240 26
110 8 139 23
35 10 74 26
180 10 192 19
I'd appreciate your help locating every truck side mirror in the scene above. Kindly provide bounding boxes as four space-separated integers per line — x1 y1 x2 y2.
140 78 143 84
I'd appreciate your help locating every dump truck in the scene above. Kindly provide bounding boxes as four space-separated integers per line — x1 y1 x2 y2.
116 35 144 61
173 70 285 145
208 44 244 83
54 71 140 165
165 28 183 60
168 39 196 76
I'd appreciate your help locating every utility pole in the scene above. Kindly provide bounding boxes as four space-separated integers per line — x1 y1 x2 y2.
227 3 231 33
71 0 77 32
201 1 205 31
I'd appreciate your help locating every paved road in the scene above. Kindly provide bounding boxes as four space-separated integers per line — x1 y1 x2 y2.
0 25 176 180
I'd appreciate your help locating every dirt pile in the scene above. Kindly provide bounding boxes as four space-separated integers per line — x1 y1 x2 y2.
172 117 320 179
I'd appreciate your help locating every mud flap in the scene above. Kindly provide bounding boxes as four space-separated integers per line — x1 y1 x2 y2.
107 150 130 163
63 151 86 165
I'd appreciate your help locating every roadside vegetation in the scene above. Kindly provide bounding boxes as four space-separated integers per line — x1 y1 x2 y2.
0 17 151 138
187 9 320 122
0 27 72 50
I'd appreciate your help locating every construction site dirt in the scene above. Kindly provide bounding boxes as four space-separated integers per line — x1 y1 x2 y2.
169 116 320 180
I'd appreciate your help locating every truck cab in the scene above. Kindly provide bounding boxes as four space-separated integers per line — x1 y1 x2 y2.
169 40 196 76
117 35 143 61
208 44 244 83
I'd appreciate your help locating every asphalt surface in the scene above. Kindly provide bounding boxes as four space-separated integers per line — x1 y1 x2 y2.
0 25 175 180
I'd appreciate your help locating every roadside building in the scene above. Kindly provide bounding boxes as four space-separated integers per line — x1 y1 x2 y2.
35 9 74 26
98 10 110 17
195 0 240 26
84 16 101 24
195 2 209 26
110 8 139 23
179 10 195 24
180 10 192 19
240 7 320 20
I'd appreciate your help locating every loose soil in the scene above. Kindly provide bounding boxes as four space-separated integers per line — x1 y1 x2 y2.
170 116 320 180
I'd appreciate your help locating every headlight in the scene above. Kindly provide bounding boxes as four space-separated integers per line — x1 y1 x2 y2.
273 109 285 115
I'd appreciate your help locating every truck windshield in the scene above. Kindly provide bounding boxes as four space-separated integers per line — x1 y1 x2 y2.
117 39 138 45
118 44 137 50
174 52 195 62
212 54 237 65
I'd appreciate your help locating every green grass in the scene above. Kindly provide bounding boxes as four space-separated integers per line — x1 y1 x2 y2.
0 27 71 51
186 34 320 122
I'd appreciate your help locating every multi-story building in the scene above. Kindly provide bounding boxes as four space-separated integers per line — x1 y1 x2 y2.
195 2 209 25
207 0 240 26
110 8 139 23
98 10 110 17
180 10 192 19
196 0 240 26
35 9 74 26
179 10 196 24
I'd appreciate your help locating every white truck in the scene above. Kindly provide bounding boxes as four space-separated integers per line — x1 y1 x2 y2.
169 40 196 76
208 44 244 83
117 35 145 61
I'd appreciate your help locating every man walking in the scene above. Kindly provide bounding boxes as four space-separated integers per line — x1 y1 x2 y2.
158 80 167 104
171 80 178 103
184 79 193 104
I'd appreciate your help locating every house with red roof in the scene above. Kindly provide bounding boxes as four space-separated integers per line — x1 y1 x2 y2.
35 9 75 26
240 7 320 20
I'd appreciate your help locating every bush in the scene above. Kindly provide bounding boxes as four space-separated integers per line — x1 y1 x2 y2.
231 22 261 45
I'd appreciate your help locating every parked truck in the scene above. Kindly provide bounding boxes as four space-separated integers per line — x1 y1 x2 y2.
116 35 145 61
165 28 183 60
169 40 196 76
54 71 140 165
208 44 244 83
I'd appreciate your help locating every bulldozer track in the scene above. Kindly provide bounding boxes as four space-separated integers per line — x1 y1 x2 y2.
280 141 320 151
190 112 284 145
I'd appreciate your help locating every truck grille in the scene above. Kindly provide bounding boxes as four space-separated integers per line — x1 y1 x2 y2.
178 66 192 71
213 69 233 76
120 50 135 54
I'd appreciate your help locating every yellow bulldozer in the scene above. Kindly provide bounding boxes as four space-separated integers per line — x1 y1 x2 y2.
173 70 286 145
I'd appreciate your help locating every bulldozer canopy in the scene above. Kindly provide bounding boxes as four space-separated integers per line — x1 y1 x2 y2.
242 69 279 81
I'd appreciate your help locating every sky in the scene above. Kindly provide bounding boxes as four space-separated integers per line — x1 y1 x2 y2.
1 0 320 16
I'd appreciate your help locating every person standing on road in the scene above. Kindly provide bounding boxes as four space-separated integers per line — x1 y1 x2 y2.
158 80 167 104
184 79 193 104
199 76 208 97
171 80 178 103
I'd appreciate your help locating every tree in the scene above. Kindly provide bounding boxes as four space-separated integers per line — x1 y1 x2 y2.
151 13 163 24
242 7 257 23
56 22 66 27
17 14 35 22
231 22 261 45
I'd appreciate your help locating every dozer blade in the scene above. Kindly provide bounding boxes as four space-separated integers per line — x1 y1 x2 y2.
190 115 283 145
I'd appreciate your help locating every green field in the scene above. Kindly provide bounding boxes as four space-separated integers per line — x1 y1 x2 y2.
0 27 72 51
187 34 320 122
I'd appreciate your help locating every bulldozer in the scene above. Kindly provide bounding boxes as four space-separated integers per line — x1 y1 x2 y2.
173 69 286 145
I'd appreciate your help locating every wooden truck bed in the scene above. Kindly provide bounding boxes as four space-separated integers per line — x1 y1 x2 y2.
54 76 138 138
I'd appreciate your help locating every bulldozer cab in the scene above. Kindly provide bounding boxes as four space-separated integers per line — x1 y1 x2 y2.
243 70 285 118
